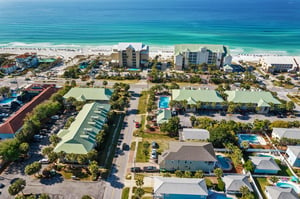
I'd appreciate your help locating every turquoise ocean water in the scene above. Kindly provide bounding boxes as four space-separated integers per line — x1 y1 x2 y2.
0 0 299 54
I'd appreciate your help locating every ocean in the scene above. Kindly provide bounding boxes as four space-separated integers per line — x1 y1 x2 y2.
0 0 299 55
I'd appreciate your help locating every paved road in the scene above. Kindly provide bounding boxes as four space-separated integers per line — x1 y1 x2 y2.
103 85 143 199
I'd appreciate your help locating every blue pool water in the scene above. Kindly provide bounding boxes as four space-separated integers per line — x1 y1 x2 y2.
208 192 233 199
277 182 300 193
159 96 170 109
217 155 231 170
127 68 140 71
0 98 15 104
258 154 273 158
238 134 260 144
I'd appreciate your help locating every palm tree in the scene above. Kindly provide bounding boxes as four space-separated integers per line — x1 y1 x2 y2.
240 186 250 197
213 168 223 179
102 80 108 88
269 176 279 184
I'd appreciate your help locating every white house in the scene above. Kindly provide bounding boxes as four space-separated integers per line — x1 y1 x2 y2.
286 145 300 167
222 175 253 194
249 156 280 174
180 128 210 141
272 128 300 140
174 44 232 70
260 56 298 73
154 177 208 199
265 186 298 199
112 43 149 68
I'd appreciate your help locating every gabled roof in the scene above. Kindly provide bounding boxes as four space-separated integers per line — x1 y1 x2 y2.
265 186 298 199
225 90 281 105
117 43 148 51
157 109 171 124
249 156 280 171
181 128 209 140
174 44 229 56
223 175 253 192
159 142 217 163
172 89 224 103
54 102 110 154
272 128 300 139
154 177 208 196
63 88 113 102
287 145 300 158
257 99 271 107
1 63 15 68
0 86 58 135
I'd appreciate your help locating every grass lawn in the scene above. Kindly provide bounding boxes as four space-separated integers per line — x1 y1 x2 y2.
132 187 153 194
142 132 176 153
134 174 145 180
122 187 130 199
254 177 269 199
98 113 124 169
275 159 293 176
130 141 136 151
287 94 300 106
60 168 92 181
138 91 148 114
136 141 150 162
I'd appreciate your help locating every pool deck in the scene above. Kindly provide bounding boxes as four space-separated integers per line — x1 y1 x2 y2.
238 134 267 145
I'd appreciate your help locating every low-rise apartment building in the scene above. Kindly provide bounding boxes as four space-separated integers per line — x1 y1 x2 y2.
260 56 299 73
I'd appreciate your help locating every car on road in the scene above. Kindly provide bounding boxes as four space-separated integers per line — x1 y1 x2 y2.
143 166 158 172
0 183 4 188
130 167 142 173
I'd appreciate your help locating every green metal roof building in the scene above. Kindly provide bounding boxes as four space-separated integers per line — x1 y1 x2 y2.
172 89 224 104
63 88 113 102
225 90 281 107
157 109 172 125
54 102 110 154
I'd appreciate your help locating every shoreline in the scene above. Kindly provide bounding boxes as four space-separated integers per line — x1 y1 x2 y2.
0 43 298 62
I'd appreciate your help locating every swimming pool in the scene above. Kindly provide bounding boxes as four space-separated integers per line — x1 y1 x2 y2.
127 68 140 71
257 154 273 158
277 182 300 193
217 155 232 170
238 134 266 145
159 96 170 109
208 192 233 199
0 98 16 104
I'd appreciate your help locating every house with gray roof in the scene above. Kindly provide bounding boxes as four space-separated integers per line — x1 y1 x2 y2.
286 145 300 167
154 177 208 199
159 142 217 172
265 186 298 199
222 175 253 194
249 156 280 174
225 90 281 113
174 44 232 70
54 102 110 154
63 88 113 103
171 89 224 111
272 128 300 140
180 128 209 141
157 109 172 125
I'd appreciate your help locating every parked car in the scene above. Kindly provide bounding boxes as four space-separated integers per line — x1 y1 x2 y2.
151 152 157 159
143 166 158 172
0 183 4 188
151 142 158 149
122 143 129 150
135 122 140 128
38 158 49 164
130 167 142 173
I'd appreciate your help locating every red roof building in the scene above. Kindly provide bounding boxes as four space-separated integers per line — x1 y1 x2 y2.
0 85 58 139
